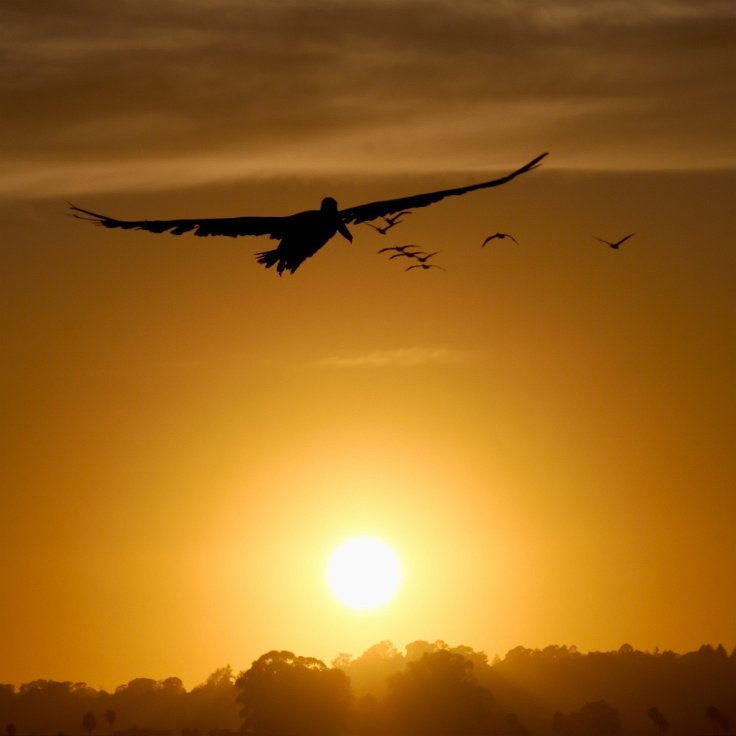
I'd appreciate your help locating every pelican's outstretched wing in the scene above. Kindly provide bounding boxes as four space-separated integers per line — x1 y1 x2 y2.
339 152 548 225
68 204 288 239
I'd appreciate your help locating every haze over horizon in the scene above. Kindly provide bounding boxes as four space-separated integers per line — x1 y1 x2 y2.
2 0 735 692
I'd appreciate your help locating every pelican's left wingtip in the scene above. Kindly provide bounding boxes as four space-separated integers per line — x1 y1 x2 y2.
67 202 107 224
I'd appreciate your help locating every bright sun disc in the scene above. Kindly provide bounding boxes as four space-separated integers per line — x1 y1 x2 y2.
327 537 402 610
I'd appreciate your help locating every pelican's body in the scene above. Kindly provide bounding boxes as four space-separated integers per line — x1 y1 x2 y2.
69 152 547 275
254 198 352 274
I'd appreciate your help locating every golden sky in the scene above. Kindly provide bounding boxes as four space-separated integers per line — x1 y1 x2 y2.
2 0 735 691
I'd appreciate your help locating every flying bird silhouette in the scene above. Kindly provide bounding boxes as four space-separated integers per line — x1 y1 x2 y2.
384 245 426 259
69 152 547 276
406 263 446 272
482 232 518 246
594 233 635 249
364 211 412 234
389 249 425 260
409 251 440 263
377 244 421 255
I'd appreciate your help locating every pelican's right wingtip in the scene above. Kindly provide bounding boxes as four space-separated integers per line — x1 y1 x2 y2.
510 152 549 178
529 151 549 168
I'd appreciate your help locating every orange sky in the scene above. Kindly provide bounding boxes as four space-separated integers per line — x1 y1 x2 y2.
2 0 735 691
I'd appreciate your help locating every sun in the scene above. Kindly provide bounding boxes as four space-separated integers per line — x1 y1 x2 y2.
326 537 402 610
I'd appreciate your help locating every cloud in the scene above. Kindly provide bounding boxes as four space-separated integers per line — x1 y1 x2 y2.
1 0 734 198
313 347 468 368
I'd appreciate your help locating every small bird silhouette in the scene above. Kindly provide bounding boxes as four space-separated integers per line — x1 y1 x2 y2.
389 248 425 259
377 244 421 255
594 233 635 249
364 211 412 234
482 232 518 246
409 250 440 263
406 263 446 272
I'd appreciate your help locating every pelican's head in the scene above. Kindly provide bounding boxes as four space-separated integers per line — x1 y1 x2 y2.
320 196 352 242
320 196 339 212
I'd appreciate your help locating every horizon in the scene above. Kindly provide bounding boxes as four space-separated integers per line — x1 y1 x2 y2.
3 643 734 736
3 639 734 692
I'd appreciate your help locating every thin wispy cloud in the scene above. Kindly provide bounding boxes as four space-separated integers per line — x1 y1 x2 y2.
1 0 734 199
314 347 468 369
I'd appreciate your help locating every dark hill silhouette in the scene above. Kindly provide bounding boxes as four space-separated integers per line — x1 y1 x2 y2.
2 642 734 736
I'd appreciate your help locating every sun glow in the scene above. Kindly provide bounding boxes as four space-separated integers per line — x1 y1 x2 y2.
326 537 402 610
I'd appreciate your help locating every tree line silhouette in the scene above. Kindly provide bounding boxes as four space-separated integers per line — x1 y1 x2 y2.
2 643 733 736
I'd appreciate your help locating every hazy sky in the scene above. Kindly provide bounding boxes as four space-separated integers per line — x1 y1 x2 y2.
2 0 735 690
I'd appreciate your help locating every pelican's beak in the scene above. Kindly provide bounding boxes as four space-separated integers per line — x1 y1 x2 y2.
338 221 353 243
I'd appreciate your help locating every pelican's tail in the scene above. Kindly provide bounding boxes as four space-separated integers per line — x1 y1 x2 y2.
256 247 291 276
255 248 280 268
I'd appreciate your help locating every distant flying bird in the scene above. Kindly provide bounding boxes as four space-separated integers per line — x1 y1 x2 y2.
389 248 425 259
482 232 518 246
406 263 446 272
407 250 440 263
377 244 421 255
364 211 412 234
69 152 547 276
594 233 635 249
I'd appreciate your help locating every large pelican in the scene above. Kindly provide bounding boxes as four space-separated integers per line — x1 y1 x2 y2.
69 152 547 275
